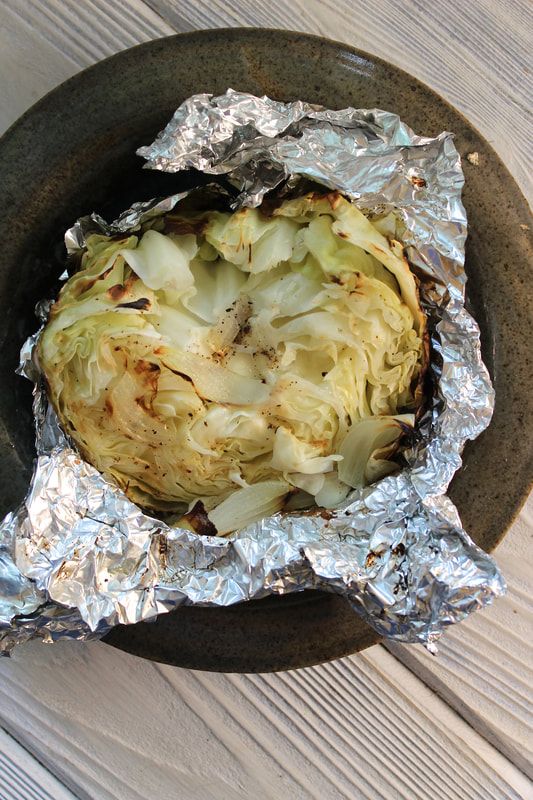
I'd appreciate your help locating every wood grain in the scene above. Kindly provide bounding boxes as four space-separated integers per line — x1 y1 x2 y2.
7 0 174 65
2 1 532 206
0 726 75 800
144 0 533 204
390 495 533 779
0 641 530 800
0 1 532 798
0 0 173 134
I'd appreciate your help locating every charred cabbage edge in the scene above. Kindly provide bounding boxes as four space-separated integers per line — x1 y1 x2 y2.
40 193 425 535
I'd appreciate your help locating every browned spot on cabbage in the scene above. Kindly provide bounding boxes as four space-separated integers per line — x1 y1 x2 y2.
326 191 342 210
108 284 128 301
117 297 151 311
182 501 218 536
76 266 114 296
135 359 160 375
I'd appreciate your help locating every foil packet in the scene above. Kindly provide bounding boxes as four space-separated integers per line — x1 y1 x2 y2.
0 89 504 656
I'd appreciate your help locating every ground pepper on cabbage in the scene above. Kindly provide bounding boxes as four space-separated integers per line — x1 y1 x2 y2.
39 192 427 535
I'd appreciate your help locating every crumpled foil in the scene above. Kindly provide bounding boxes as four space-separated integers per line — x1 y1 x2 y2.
0 89 505 656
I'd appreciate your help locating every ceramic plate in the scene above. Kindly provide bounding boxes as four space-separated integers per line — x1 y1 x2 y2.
0 29 531 671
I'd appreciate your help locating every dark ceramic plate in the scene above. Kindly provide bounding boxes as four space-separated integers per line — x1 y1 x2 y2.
0 29 531 672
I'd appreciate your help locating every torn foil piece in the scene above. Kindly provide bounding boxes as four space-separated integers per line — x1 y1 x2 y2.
0 90 504 656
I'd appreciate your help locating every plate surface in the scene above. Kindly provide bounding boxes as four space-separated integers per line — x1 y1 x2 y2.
0 29 531 672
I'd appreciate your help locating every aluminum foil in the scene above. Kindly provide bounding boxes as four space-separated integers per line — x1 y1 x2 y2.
0 89 504 657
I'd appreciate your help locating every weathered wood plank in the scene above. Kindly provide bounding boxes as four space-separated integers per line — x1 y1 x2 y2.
0 641 530 799
3 0 532 205
388 496 533 779
0 726 75 800
0 0 174 135
145 0 532 202
0 2 531 798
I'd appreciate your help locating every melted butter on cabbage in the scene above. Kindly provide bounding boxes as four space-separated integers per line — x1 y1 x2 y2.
40 193 426 535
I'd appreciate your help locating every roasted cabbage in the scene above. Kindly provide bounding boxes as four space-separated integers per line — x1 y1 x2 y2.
40 193 426 534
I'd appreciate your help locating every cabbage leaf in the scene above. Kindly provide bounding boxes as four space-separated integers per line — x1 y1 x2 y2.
40 192 425 535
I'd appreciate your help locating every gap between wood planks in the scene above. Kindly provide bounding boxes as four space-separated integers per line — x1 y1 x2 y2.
388 497 533 781
0 725 76 800
0 640 530 800
0 2 531 797
1 0 532 204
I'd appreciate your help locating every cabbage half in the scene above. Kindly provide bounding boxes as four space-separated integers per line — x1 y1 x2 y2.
39 193 426 535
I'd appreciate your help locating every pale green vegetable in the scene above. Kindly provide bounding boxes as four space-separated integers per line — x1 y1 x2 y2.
337 414 415 489
120 229 197 291
40 192 425 535
207 480 291 535
205 208 299 273
274 193 425 333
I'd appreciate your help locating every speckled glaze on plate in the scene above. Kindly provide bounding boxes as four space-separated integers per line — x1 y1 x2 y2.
0 29 531 672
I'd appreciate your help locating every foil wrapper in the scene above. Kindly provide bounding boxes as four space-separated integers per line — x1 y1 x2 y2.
0 89 504 657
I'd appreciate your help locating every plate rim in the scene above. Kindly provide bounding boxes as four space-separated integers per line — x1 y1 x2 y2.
1 26 531 671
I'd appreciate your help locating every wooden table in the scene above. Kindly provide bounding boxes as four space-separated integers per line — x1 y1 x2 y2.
0 3 531 798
